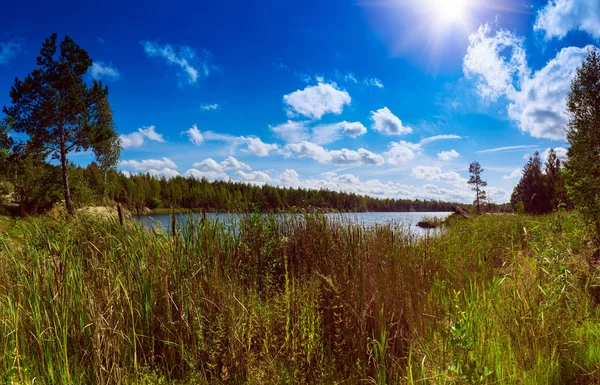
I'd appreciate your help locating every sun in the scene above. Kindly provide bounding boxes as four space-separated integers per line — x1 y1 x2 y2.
424 0 473 26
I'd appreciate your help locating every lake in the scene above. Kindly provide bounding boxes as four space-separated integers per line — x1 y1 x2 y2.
136 211 452 236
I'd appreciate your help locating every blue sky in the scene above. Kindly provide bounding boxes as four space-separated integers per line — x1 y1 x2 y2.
1 0 599 203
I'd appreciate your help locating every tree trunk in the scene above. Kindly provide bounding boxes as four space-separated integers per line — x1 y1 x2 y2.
59 133 74 215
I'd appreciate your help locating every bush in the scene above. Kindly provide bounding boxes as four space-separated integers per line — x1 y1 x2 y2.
148 197 164 209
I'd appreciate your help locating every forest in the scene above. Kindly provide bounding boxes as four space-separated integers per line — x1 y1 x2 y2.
0 158 471 214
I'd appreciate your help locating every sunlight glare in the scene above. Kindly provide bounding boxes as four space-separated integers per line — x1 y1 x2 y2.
426 0 473 25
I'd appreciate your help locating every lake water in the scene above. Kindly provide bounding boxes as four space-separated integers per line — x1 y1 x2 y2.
136 211 452 236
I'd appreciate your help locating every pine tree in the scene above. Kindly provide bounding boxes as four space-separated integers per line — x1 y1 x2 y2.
468 161 487 212
565 48 600 241
3 33 117 214
511 152 551 214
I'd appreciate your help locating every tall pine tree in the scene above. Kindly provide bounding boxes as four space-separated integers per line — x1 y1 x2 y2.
3 33 118 214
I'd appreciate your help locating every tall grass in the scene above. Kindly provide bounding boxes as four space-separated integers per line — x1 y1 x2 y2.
0 211 598 384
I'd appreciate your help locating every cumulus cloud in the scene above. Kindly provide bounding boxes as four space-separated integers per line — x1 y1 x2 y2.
438 150 460 161
286 141 384 166
120 157 177 170
503 168 523 180
463 24 529 101
464 23 597 140
0 41 21 65
294 171 493 203
311 121 367 144
384 141 421 165
283 82 351 119
411 166 467 187
147 168 180 179
278 169 301 186
192 156 250 172
184 124 204 145
235 170 272 184
120 126 165 148
243 137 279 157
89 62 120 81
184 169 229 181
507 45 592 140
535 0 600 40
198 131 279 156
270 120 311 143
370 107 412 135
142 41 217 84
541 147 568 161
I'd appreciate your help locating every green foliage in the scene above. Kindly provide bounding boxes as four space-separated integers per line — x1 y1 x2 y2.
565 47 600 243
7 155 63 214
511 149 571 215
2 33 117 214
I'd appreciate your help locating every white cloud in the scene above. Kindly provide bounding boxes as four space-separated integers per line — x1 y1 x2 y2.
286 141 332 163
283 82 351 119
0 41 21 65
89 62 120 81
476 145 539 154
370 107 412 135
142 41 217 84
419 134 462 145
184 169 229 181
120 126 165 148
384 141 421 165
278 169 300 186
535 0 600 40
184 124 204 146
364 77 384 88
541 147 568 161
295 171 487 203
198 131 279 157
507 45 592 140
243 137 279 157
139 126 165 142
235 170 272 183
192 156 250 172
201 103 220 111
334 70 384 88
120 157 177 170
438 150 460 161
464 23 597 140
147 168 180 179
270 120 310 143
411 166 467 187
329 148 385 166
503 168 522 180
463 24 529 101
311 121 367 144
286 141 384 166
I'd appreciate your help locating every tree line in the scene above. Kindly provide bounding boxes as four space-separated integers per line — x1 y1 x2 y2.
0 158 469 214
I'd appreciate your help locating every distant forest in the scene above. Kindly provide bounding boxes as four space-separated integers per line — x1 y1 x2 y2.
1 160 507 214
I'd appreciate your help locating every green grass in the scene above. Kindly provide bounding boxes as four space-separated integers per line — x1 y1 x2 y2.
0 211 598 384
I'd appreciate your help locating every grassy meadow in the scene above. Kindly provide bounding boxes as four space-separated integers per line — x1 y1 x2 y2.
0 211 599 384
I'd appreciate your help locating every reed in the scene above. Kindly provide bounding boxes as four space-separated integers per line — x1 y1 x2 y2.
0 211 598 384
